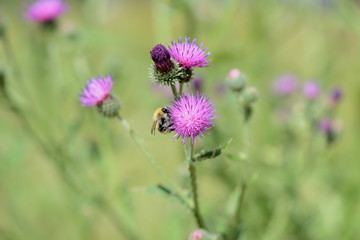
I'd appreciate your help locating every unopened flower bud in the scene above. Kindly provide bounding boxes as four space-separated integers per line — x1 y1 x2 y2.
242 86 259 105
188 229 222 240
150 44 174 73
319 117 342 145
149 44 180 85
226 69 247 92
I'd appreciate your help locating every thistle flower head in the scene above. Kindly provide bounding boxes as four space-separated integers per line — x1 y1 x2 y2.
79 75 120 117
272 74 298 96
26 0 67 23
168 37 212 70
319 117 332 133
169 92 217 144
303 81 321 99
330 87 343 103
150 44 174 72
79 75 113 107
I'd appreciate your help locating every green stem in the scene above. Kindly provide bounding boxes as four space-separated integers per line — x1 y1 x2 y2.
186 141 207 229
116 114 193 209
179 82 184 95
227 105 250 240
170 82 178 97
228 184 247 240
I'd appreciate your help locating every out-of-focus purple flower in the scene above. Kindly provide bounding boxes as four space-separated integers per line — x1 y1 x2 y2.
79 75 113 106
272 74 298 96
168 37 211 70
189 229 203 240
329 87 343 103
150 44 174 72
192 75 203 92
319 117 332 133
26 0 67 23
169 92 217 144
303 81 321 99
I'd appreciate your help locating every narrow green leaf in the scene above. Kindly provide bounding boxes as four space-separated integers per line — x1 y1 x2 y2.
194 138 232 162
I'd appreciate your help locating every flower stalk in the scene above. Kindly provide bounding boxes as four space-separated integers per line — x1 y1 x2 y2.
186 141 207 229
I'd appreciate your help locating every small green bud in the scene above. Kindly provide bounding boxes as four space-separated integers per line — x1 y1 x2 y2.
97 94 121 118
242 86 259 105
226 69 247 92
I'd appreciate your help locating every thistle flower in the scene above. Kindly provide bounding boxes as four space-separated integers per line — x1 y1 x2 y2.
168 37 211 70
329 87 343 104
79 75 120 117
26 0 67 23
272 74 298 96
303 81 321 100
150 44 174 73
169 92 217 144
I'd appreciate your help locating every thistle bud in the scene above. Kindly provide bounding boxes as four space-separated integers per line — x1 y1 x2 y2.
226 69 247 92
188 229 222 240
149 44 179 85
242 86 259 105
96 94 121 118
150 44 174 72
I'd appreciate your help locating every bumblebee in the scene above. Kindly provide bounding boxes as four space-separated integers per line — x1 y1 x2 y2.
151 107 174 135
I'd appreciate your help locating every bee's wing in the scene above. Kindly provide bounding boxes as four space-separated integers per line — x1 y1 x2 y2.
151 120 158 135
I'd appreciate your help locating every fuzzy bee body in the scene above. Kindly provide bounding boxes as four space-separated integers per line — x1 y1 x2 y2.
151 107 174 135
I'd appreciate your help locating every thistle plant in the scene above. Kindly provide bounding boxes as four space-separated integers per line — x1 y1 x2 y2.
25 0 67 29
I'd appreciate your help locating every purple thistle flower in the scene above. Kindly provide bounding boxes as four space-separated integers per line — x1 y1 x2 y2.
168 37 212 69
150 44 174 72
272 74 298 96
319 117 332 133
26 0 67 23
169 92 217 144
79 75 113 106
303 81 321 100
330 87 343 103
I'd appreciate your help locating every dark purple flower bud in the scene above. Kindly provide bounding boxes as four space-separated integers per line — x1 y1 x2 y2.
319 117 332 134
272 74 298 96
150 44 174 72
330 87 343 103
303 81 321 100
319 117 338 145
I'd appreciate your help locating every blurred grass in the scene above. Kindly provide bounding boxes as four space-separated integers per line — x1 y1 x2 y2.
1 0 360 239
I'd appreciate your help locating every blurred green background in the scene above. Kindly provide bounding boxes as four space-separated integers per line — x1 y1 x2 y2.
0 0 360 239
